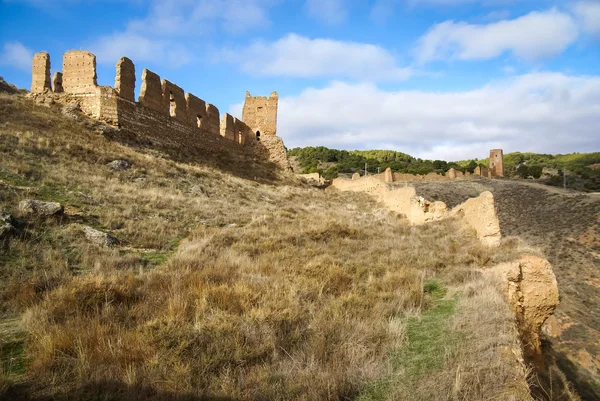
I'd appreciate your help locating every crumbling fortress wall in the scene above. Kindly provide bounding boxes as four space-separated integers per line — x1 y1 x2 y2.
29 50 291 170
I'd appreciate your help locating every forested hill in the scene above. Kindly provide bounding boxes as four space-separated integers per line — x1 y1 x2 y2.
287 147 600 191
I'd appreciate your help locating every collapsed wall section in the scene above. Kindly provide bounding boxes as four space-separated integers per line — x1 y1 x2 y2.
31 52 51 93
62 50 98 94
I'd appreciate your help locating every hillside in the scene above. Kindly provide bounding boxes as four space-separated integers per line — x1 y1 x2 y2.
288 147 600 191
0 89 587 400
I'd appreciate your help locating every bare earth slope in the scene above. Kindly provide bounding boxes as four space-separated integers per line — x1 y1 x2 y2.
412 179 600 400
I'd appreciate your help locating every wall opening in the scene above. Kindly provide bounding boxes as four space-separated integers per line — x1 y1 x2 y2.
197 115 202 128
238 130 243 144
169 91 176 117
256 131 261 142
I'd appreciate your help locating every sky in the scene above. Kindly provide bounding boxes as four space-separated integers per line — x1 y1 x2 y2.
1 0 599 161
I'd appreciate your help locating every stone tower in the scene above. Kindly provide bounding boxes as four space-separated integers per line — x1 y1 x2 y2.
242 91 278 140
31 52 51 93
489 149 504 177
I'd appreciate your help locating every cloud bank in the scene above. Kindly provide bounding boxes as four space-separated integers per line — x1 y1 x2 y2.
264 73 600 161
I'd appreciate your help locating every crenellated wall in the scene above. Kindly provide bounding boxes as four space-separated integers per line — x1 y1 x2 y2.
29 50 291 170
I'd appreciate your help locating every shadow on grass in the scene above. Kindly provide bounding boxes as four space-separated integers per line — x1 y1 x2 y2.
3 381 241 401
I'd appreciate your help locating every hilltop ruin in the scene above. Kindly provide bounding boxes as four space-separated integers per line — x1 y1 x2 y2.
29 50 291 171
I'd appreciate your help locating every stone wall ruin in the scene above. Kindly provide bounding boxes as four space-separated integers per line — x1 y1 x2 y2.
29 50 290 170
242 91 278 138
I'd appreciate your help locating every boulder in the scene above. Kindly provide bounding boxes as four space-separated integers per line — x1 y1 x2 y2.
82 226 119 247
351 173 361 180
107 159 131 171
18 200 64 217
0 213 15 239
447 168 457 179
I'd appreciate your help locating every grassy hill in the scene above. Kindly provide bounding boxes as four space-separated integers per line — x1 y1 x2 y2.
288 147 600 191
0 89 550 400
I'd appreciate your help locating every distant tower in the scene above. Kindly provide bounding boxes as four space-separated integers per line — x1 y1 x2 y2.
242 91 278 141
489 149 504 177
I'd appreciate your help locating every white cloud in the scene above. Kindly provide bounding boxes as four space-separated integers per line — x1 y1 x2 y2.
257 73 600 161
90 32 193 67
224 34 412 81
0 41 33 71
89 0 276 65
305 0 347 24
415 8 579 63
573 1 600 35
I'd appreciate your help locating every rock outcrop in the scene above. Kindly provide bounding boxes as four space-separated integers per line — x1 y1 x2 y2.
495 255 560 361
18 200 64 217
82 226 119 247
0 213 16 239
107 159 131 171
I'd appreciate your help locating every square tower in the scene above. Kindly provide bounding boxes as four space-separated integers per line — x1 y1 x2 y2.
242 91 278 140
489 149 504 177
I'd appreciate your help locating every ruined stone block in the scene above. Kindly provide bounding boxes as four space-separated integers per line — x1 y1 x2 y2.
242 91 278 137
31 52 51 93
52 72 63 93
139 69 163 113
185 93 207 130
220 113 236 141
162 79 186 123
115 57 135 102
205 103 220 136
62 50 98 94
384 167 394 183
447 168 457 179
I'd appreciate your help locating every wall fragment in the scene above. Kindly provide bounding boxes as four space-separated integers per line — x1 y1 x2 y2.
139 69 163 113
115 57 135 102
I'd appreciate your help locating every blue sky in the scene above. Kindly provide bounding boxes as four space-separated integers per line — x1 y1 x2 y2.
1 0 599 161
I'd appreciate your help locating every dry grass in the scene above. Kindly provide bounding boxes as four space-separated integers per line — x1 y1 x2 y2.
0 93 545 400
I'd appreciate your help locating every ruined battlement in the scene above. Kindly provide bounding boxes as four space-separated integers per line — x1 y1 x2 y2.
30 50 291 170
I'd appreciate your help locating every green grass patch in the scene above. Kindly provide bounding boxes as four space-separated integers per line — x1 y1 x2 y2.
356 281 460 401
139 251 170 267
0 318 26 377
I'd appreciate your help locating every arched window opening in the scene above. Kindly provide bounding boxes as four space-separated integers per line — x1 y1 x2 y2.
256 130 261 142
197 115 202 128
169 91 176 117
238 130 244 144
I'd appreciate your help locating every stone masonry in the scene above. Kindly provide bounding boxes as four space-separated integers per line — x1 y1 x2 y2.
62 50 97 94
242 91 278 138
115 57 135 102
52 72 63 93
29 50 291 170
31 52 51 93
